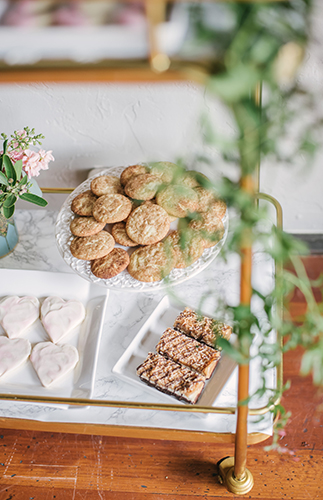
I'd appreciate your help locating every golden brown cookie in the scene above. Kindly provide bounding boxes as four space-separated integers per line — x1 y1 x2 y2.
124 173 162 201
194 187 217 213
138 199 178 221
177 170 210 188
166 230 205 269
70 216 106 237
208 199 227 219
120 164 148 187
126 203 170 245
188 214 224 248
156 185 199 218
90 175 124 197
148 161 176 183
128 241 175 282
71 190 97 216
92 194 132 224
111 222 138 247
70 231 115 260
91 248 130 279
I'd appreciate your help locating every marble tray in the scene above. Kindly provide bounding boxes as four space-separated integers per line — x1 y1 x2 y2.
0 211 275 436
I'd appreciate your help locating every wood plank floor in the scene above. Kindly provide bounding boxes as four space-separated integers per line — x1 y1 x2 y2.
0 257 322 500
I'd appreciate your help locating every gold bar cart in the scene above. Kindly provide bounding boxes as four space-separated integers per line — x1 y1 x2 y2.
0 1 286 494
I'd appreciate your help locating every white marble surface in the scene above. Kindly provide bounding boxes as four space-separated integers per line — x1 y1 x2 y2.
0 209 275 437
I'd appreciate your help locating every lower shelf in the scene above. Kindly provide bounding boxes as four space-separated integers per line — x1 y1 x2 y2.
0 417 271 445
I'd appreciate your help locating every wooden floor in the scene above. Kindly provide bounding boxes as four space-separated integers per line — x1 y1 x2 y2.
0 256 322 500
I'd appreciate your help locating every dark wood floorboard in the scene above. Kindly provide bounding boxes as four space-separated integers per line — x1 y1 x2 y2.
0 257 322 499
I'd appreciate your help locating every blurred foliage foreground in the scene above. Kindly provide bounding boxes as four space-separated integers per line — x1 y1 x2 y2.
177 0 322 453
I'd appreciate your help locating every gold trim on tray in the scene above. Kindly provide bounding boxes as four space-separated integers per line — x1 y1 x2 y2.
0 392 276 416
41 187 74 194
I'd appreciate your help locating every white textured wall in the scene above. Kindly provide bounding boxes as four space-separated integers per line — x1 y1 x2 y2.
0 3 322 233
0 82 234 213
0 82 206 186
260 1 323 233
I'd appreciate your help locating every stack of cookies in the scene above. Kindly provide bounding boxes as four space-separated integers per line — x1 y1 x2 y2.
69 162 227 283
136 307 232 404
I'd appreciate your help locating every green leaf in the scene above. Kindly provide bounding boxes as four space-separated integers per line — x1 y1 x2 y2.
3 155 16 184
251 38 279 64
19 193 48 207
210 64 261 103
14 159 23 181
300 345 323 385
3 194 17 208
0 171 9 186
2 204 15 219
3 139 8 154
19 174 28 186
217 338 250 364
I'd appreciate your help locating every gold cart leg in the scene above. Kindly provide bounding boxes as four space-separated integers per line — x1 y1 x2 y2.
216 362 254 494
217 456 254 495
217 175 255 495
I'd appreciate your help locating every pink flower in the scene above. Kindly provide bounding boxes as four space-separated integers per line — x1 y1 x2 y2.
9 149 24 163
38 149 54 171
21 148 54 179
23 149 41 178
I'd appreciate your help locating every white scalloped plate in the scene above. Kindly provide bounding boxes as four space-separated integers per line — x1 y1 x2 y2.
55 166 229 292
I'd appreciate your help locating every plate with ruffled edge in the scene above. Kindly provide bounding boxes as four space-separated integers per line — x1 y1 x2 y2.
55 166 229 292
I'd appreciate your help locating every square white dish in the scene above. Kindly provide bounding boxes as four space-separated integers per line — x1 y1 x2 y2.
0 269 108 401
112 295 237 407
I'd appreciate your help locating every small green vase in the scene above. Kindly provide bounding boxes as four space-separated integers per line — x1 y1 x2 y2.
0 214 18 258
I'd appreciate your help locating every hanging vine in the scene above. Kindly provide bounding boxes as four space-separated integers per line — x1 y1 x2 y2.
175 0 322 452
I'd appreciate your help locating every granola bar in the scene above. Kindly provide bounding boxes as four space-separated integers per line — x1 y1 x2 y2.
156 328 221 379
136 352 205 404
173 307 232 348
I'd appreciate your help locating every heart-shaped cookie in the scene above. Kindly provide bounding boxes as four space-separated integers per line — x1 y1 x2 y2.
0 296 40 338
30 341 79 387
0 336 31 378
41 297 86 344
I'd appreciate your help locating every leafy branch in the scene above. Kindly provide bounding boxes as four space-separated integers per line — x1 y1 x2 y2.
178 0 321 453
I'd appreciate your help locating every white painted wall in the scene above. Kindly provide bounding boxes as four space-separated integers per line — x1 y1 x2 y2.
259 1 323 233
0 82 233 212
0 3 322 233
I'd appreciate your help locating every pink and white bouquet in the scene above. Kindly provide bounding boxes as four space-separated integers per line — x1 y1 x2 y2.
0 127 54 219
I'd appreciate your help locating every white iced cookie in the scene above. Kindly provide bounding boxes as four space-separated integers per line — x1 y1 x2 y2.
30 341 79 387
0 296 40 338
41 297 86 344
0 336 31 378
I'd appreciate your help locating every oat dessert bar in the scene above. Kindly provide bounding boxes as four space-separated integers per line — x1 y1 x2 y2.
156 327 221 379
136 352 205 404
173 307 232 348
